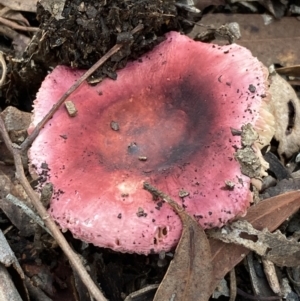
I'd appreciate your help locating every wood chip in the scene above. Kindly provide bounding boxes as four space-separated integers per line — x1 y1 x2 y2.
64 100 77 117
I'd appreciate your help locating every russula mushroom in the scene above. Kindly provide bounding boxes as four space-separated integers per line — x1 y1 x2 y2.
28 32 274 254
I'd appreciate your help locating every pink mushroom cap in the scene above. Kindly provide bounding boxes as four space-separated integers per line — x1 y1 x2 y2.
29 32 268 254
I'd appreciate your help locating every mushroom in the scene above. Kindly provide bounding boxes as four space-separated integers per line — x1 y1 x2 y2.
28 32 274 254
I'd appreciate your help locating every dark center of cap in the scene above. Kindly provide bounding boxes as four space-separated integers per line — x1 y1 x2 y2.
96 76 217 173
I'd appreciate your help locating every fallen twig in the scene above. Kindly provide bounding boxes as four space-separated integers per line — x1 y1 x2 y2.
0 52 7 86
0 23 144 301
0 117 107 301
21 23 144 151
0 16 39 32
143 181 183 211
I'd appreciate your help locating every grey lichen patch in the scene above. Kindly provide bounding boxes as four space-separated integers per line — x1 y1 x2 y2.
235 148 262 178
251 185 260 204
234 124 262 178
40 182 53 208
241 123 259 147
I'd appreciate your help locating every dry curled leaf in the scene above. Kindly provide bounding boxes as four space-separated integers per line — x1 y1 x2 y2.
276 65 300 77
143 183 213 301
190 15 300 67
155 217 213 301
209 191 300 292
268 73 300 160
209 220 300 267
0 0 37 12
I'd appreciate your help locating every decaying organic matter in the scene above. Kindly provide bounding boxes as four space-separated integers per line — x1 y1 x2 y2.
25 0 182 79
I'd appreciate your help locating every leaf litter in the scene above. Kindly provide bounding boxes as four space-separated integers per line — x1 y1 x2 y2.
210 219 300 267
209 191 300 291
1 1 300 300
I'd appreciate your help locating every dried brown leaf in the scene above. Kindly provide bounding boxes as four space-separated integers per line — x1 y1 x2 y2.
143 183 213 301
190 15 300 67
268 73 300 160
276 65 300 77
154 219 212 301
210 191 300 291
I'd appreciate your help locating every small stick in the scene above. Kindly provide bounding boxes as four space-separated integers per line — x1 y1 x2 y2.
0 117 107 301
0 24 144 301
0 16 39 32
21 23 144 151
21 44 120 151
143 181 183 213
0 52 7 86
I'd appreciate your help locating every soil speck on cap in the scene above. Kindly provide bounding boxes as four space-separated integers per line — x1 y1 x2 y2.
110 121 120 131
248 84 256 93
138 156 148 161
136 207 147 217
225 180 235 190
179 190 190 198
